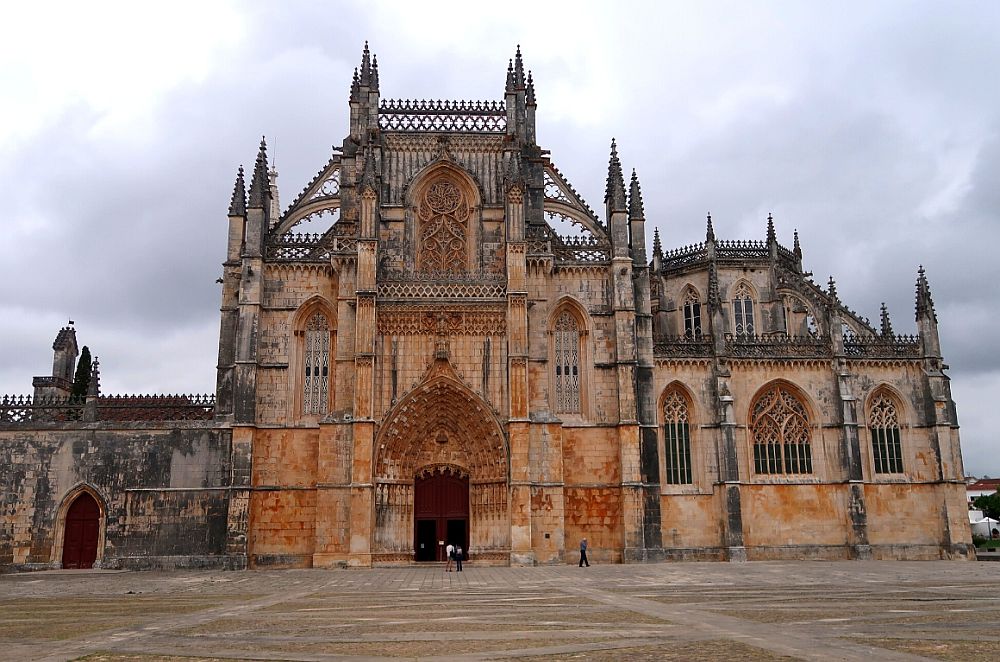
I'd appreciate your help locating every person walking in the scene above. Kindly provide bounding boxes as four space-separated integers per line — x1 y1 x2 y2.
579 537 590 567
455 544 463 572
445 542 454 572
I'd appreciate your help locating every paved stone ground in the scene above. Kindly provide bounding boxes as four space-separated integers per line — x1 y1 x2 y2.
2 561 1000 661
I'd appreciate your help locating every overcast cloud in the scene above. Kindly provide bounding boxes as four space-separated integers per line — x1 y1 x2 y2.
1 1 997 475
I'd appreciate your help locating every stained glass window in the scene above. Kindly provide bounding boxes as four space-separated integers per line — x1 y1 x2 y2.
751 384 813 474
733 283 755 339
683 288 702 339
870 393 903 473
303 312 330 415
554 311 581 414
663 389 692 484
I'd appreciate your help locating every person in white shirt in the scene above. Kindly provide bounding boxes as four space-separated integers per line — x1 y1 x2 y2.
445 543 454 571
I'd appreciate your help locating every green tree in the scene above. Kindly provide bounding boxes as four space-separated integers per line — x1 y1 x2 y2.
973 492 1000 521
71 346 92 401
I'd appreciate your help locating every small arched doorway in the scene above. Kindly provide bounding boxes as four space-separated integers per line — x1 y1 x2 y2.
62 492 100 569
414 468 469 562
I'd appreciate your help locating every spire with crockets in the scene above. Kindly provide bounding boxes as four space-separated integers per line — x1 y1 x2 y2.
879 303 894 337
605 138 627 211
228 165 246 217
915 265 937 323
248 137 269 209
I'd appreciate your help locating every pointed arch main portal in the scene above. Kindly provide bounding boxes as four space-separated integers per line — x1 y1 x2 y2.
373 358 509 562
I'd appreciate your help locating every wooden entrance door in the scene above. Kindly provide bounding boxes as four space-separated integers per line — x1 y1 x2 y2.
414 471 469 561
62 493 100 569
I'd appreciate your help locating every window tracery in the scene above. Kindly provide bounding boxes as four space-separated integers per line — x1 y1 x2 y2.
751 384 812 474
418 178 469 273
663 389 692 484
554 311 581 414
869 393 903 474
733 282 755 339
683 287 702 339
303 312 330 415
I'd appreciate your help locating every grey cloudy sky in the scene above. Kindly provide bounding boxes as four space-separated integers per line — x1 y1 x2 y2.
2 1 997 475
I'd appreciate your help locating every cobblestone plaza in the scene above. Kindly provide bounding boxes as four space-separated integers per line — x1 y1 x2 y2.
3 561 1000 661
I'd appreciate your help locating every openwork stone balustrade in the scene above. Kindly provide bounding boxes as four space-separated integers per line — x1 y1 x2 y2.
0 394 216 425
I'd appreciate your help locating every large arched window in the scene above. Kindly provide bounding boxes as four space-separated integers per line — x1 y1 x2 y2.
663 388 692 484
683 287 702 339
869 392 903 474
417 178 470 274
732 282 755 339
751 383 813 474
303 312 331 415
553 310 581 414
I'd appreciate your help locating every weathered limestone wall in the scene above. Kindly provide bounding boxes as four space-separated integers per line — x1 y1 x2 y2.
742 484 851 557
247 428 319 568
561 426 623 563
0 425 234 571
659 493 724 556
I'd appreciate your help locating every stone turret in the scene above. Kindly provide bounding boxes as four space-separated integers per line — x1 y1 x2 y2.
33 323 78 399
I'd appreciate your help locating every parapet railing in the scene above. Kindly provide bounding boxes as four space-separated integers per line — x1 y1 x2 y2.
0 394 216 424
843 335 922 359
378 99 507 133
653 335 714 358
725 333 832 358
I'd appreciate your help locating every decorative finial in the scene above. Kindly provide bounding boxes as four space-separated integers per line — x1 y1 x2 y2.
514 44 525 88
706 212 715 242
766 212 776 244
228 165 246 216
879 302 894 337
371 53 379 91
360 41 371 86
793 228 801 257
828 275 838 301
628 168 644 219
506 59 515 93
526 70 535 105
652 227 662 257
605 138 626 209
248 137 269 208
915 265 937 323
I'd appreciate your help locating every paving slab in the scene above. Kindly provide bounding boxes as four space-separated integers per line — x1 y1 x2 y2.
2 561 1000 661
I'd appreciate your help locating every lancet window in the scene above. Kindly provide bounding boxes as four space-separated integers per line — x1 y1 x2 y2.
417 178 469 273
733 283 755 338
751 383 813 475
683 288 702 339
303 312 330 415
663 389 692 484
869 393 903 474
554 311 581 414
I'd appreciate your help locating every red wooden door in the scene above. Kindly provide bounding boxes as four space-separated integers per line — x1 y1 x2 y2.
62 493 100 569
414 471 469 561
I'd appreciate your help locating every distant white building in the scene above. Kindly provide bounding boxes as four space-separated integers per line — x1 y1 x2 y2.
967 478 1000 507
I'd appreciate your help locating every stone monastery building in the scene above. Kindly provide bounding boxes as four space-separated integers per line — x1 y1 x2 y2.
0 45 972 571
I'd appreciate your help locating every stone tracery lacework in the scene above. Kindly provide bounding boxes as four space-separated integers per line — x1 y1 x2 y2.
303 312 330 415
554 311 581 414
663 389 692 484
751 384 812 474
418 179 469 273
733 282 755 338
869 393 903 473
377 307 506 336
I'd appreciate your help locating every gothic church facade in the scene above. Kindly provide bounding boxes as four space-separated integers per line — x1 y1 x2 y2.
0 46 971 570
